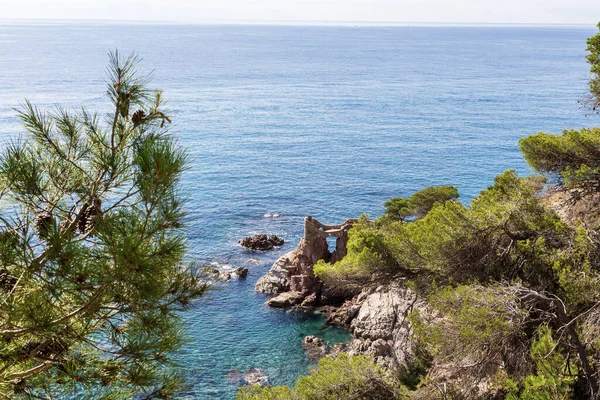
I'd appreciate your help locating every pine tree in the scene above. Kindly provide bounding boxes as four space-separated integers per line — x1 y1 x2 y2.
0 51 206 398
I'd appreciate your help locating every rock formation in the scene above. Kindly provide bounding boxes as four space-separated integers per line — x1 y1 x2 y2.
301 336 328 362
254 217 428 380
240 234 284 251
345 285 422 370
255 216 358 306
323 284 426 372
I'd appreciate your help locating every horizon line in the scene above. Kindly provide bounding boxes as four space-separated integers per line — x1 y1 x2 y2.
0 17 597 28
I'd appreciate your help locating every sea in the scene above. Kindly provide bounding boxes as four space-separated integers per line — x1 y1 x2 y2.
0 21 597 399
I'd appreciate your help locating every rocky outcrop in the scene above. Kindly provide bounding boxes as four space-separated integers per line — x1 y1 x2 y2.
326 284 424 371
240 234 284 251
255 216 358 305
301 336 328 362
266 291 305 308
543 187 600 226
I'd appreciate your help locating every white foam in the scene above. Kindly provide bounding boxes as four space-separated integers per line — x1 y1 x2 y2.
263 213 281 218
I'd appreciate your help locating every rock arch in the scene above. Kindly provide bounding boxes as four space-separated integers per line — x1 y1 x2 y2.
255 216 358 308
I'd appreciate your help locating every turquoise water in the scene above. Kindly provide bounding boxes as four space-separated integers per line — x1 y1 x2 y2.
0 21 597 398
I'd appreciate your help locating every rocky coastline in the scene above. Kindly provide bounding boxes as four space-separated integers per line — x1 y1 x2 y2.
254 216 425 374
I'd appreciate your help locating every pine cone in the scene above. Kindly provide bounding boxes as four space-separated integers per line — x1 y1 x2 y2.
79 197 102 235
35 210 54 239
0 268 17 291
131 109 145 127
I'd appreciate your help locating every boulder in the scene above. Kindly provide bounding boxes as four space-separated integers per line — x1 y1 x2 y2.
300 293 318 307
326 300 362 326
240 234 284 251
229 267 248 279
266 291 305 308
254 251 295 294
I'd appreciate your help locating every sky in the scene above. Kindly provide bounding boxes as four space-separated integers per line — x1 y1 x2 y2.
0 0 599 25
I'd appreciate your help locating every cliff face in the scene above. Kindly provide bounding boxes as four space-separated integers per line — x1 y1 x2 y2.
341 285 422 370
543 187 600 226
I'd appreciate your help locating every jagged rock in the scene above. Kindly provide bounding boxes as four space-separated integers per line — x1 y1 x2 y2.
266 291 305 308
343 285 422 369
255 216 358 305
268 235 284 247
229 267 248 279
300 293 318 307
302 336 328 362
240 234 284 251
326 300 362 326
325 287 372 326
201 265 220 277
254 251 295 294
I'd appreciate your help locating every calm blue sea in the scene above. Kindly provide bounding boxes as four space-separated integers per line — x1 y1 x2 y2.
0 21 597 399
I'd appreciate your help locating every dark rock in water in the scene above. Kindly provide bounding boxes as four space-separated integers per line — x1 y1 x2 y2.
200 265 248 281
268 235 284 247
302 335 328 362
240 234 284 251
232 267 248 279
200 265 221 277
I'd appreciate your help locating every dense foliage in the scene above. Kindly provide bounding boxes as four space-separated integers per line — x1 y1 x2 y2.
0 52 206 398
237 354 407 400
587 22 600 112
383 185 459 221
312 166 600 398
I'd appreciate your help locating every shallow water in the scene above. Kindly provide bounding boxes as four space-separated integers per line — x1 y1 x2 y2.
0 21 597 398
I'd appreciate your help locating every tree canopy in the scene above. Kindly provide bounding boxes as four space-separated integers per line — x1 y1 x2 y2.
383 185 459 222
0 52 206 398
586 22 600 112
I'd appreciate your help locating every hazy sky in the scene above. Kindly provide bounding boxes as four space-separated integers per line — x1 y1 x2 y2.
1 0 599 24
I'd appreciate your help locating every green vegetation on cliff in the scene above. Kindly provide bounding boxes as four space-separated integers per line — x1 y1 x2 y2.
237 354 407 400
383 185 459 222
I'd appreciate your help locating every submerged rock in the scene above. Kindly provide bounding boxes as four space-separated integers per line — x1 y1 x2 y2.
240 234 284 251
201 265 248 281
243 368 269 386
228 368 269 387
